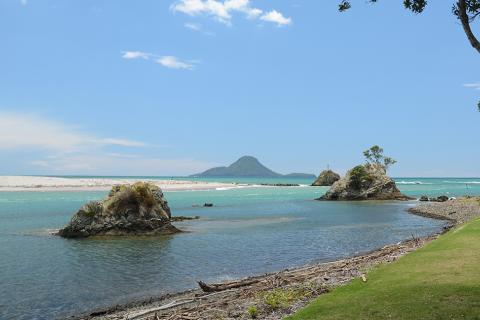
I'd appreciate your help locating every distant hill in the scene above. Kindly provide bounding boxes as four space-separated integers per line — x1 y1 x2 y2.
191 156 316 179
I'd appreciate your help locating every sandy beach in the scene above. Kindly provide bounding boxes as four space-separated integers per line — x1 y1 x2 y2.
0 176 240 192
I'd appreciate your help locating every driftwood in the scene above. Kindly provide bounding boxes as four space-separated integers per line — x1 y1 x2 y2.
197 279 260 292
127 299 194 319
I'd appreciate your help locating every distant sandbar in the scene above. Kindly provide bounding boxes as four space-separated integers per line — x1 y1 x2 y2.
0 176 240 192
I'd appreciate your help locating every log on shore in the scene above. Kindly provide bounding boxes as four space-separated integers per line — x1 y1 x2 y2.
197 279 260 292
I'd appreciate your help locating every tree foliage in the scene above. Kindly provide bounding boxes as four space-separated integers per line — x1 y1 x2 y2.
363 145 397 170
338 1 480 53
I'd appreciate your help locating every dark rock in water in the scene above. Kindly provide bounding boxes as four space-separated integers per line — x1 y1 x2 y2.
170 216 200 222
58 182 180 238
203 203 214 207
318 164 412 201
436 195 449 202
312 170 341 186
260 183 300 187
419 195 449 202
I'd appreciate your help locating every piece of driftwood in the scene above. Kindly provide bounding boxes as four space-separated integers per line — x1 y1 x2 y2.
127 299 194 319
198 279 260 292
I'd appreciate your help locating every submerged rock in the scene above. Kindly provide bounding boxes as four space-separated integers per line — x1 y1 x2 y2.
318 164 411 201
312 170 341 186
58 182 180 238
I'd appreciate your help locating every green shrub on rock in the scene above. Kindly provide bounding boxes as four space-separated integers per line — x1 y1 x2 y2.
349 165 372 190
80 201 103 217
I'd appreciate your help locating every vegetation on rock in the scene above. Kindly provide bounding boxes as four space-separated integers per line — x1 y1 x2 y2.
319 146 410 200
58 182 177 238
363 145 397 171
348 165 372 190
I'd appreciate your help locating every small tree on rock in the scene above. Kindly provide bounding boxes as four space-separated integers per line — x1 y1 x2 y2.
363 145 397 171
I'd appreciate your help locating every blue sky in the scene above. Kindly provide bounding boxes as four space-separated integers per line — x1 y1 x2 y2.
0 0 479 177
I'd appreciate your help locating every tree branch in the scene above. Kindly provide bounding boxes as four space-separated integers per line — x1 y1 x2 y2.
458 0 480 54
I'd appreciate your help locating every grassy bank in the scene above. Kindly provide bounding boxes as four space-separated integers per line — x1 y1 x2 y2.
287 217 480 320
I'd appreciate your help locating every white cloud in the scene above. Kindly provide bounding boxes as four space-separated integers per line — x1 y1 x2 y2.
260 10 292 26
122 51 196 70
157 56 194 70
463 83 480 90
20 0 27 6
122 51 151 60
170 0 291 26
0 112 145 152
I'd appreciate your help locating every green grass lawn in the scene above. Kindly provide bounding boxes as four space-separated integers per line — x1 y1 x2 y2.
287 218 480 320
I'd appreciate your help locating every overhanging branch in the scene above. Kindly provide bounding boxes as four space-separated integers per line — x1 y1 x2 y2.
457 0 480 53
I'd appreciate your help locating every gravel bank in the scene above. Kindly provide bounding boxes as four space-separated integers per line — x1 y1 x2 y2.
408 197 480 225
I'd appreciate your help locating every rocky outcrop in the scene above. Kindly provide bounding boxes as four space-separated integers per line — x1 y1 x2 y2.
312 170 341 186
58 182 180 238
318 164 411 201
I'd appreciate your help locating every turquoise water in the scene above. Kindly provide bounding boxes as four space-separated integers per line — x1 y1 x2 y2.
0 178 478 319
52 175 480 197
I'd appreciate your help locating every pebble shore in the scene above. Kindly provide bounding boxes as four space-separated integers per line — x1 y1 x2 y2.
409 197 480 224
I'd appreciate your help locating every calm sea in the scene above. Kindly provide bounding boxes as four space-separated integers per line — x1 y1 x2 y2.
0 177 478 320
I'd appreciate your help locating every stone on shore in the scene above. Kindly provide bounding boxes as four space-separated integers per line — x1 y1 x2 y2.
319 164 411 201
312 170 341 186
58 182 180 238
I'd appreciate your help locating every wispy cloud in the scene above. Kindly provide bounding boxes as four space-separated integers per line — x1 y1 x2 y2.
20 0 27 6
157 56 194 70
185 22 202 31
29 153 214 175
0 112 145 152
184 22 215 36
0 112 211 175
170 0 292 27
121 51 196 70
463 82 480 90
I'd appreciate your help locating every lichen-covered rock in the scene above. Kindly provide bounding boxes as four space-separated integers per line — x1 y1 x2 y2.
312 170 341 186
318 164 411 201
58 182 180 238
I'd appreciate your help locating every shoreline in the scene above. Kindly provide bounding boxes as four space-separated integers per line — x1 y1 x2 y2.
72 232 447 320
69 198 480 320
0 176 244 192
